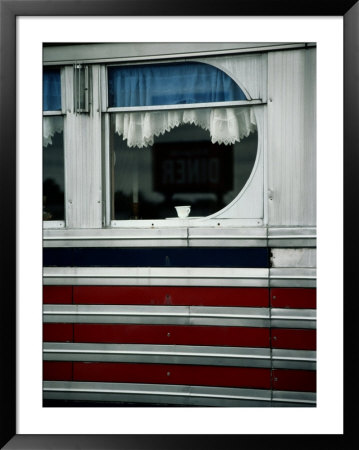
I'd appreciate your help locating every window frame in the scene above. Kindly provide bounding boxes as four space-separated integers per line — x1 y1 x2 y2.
101 58 267 228
42 66 67 229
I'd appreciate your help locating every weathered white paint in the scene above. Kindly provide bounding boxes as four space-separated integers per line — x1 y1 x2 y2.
267 48 316 226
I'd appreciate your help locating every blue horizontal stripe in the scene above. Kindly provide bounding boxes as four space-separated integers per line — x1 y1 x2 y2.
43 247 269 268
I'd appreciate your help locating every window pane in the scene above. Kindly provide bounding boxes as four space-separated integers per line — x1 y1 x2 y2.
43 117 65 220
108 62 247 108
43 68 61 111
111 120 257 220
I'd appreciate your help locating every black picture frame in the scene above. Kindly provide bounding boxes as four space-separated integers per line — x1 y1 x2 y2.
1 1 357 448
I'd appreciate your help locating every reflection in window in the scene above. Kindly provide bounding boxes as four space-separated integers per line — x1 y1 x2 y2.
111 121 257 220
43 117 65 220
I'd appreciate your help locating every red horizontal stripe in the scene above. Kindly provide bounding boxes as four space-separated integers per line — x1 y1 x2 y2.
272 369 316 392
74 362 271 389
43 323 73 342
43 286 72 304
271 329 316 350
73 286 269 307
43 361 72 381
74 324 270 347
271 288 316 309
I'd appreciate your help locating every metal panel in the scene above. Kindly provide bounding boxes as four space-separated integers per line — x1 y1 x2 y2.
270 248 316 268
43 227 188 248
74 324 270 348
271 329 316 350
270 308 316 329
42 226 268 248
272 349 316 370
271 389 316 405
71 362 271 389
271 288 316 309
43 304 270 328
43 323 74 343
43 381 273 407
43 266 269 287
188 227 267 248
269 268 316 288
73 286 269 307
272 369 316 392
268 227 316 248
43 343 271 368
43 247 269 268
43 361 73 381
43 286 72 304
43 42 311 65
267 48 316 226
64 65 102 228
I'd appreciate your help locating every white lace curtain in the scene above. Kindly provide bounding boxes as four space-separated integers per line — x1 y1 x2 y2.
114 106 257 148
43 116 63 147
43 106 257 148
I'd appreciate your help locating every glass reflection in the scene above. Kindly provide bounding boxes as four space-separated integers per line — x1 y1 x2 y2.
43 123 65 220
111 122 257 220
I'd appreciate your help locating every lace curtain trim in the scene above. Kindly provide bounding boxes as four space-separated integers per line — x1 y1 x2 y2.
43 116 63 147
114 106 256 148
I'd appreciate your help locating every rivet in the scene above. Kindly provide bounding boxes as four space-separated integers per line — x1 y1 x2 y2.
273 336 277 340
167 332 171 337
167 372 171 376
273 296 276 300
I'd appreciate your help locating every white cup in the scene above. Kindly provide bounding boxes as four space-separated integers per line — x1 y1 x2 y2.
175 205 191 218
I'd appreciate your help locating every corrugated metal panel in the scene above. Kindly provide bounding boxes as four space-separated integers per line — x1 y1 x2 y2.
64 65 102 228
267 48 316 226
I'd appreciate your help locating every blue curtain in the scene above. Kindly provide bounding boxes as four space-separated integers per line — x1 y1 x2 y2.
108 62 247 108
43 69 61 111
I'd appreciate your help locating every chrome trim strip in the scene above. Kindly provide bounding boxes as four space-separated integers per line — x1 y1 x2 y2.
43 381 272 405
271 308 316 329
43 343 271 367
272 349 316 370
271 309 316 320
43 381 315 406
43 343 315 370
43 278 269 287
272 390 316 405
270 268 316 279
43 305 270 327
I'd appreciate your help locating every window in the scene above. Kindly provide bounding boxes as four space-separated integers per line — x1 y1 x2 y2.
107 61 259 221
43 68 65 224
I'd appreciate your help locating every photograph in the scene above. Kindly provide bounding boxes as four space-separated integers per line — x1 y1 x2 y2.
42 41 317 408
